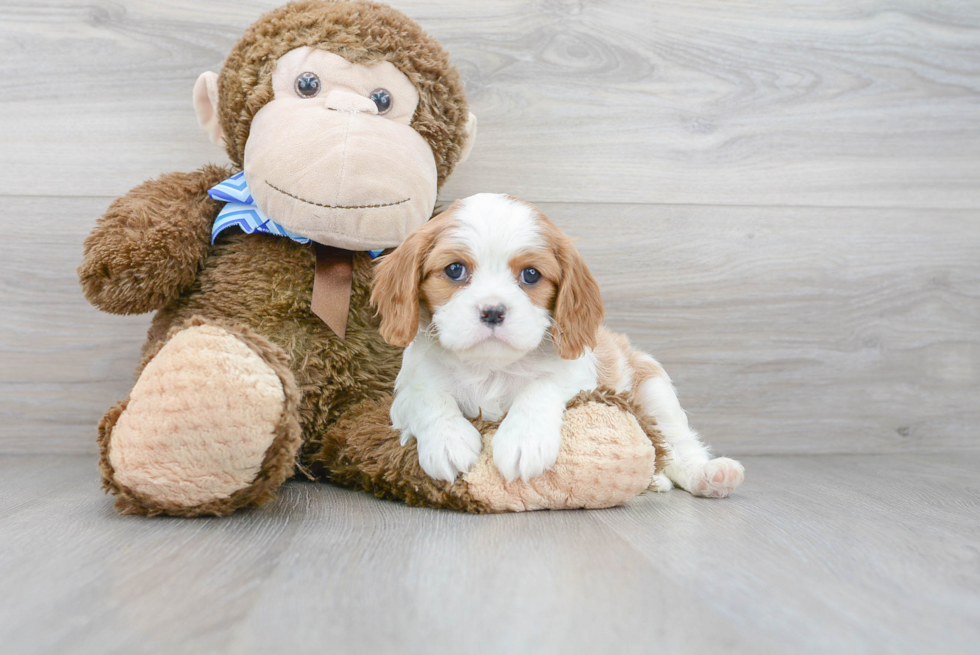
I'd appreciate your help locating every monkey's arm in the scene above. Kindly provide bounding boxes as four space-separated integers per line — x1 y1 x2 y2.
79 164 233 315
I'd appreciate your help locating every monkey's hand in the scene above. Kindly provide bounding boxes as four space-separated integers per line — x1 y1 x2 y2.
79 164 233 315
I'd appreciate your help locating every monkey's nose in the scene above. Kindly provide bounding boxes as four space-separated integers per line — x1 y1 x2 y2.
323 90 379 114
480 305 506 327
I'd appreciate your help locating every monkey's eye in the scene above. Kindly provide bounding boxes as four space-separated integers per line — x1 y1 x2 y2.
369 88 392 115
444 262 467 281
520 268 541 285
295 72 321 98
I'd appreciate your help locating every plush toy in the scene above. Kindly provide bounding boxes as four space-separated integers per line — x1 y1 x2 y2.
79 0 665 517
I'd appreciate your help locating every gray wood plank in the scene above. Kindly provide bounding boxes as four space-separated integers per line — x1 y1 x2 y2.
3 196 977 455
224 481 788 655
563 202 980 455
0 196 149 452
0 453 977 654
1 0 978 207
0 456 304 655
0 455 95 518
594 453 980 655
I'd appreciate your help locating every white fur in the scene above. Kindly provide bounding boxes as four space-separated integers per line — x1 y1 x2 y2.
392 193 744 495
633 365 743 497
429 195 553 364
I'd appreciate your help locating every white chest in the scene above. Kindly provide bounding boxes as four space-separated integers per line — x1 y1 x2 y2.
450 370 524 421
447 355 600 422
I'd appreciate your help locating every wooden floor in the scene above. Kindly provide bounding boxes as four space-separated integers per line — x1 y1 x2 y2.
1 453 978 655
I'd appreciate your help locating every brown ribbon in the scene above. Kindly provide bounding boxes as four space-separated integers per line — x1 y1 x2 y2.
311 244 354 339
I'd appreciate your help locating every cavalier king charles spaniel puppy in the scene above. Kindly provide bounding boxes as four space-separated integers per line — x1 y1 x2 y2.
371 193 744 497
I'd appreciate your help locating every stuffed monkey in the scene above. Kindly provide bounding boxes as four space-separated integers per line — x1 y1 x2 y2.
79 0 665 517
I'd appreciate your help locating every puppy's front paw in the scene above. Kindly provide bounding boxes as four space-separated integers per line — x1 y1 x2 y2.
416 416 483 483
648 472 673 493
693 457 745 498
492 414 562 483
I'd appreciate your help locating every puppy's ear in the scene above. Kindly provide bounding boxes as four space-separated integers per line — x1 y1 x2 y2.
551 232 604 359
371 233 427 347
371 210 453 347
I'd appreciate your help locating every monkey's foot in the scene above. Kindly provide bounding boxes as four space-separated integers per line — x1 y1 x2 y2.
465 391 661 511
99 318 302 516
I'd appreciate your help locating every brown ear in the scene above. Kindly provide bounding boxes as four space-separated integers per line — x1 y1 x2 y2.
371 233 427 347
371 212 454 347
551 233 605 359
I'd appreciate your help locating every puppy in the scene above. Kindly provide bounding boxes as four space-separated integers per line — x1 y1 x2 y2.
371 193 744 497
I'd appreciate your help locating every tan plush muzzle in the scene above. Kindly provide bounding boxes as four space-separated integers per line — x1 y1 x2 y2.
240 47 439 250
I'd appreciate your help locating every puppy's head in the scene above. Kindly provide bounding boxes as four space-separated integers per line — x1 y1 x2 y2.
371 193 604 364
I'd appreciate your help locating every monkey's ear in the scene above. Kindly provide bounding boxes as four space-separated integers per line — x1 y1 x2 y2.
457 112 478 165
193 71 225 146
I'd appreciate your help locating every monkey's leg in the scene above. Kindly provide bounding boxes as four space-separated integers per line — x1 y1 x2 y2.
98 317 302 517
307 389 661 512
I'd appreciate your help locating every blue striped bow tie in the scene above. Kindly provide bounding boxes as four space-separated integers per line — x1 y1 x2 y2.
208 172 384 258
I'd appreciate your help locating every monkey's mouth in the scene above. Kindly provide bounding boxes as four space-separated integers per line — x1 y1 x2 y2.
265 181 410 210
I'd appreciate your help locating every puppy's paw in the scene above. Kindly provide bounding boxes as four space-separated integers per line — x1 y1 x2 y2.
648 472 673 493
492 414 562 483
416 416 483 483
692 457 744 498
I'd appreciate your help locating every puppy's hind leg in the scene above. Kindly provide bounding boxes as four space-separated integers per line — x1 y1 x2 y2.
634 367 744 498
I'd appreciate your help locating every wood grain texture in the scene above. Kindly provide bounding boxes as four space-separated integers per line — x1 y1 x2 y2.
560 201 980 455
3 196 977 454
0 1 977 454
0 196 149 452
0 0 978 206
0 454 977 654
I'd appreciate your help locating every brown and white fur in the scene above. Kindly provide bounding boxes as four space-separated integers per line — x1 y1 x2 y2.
371 193 744 497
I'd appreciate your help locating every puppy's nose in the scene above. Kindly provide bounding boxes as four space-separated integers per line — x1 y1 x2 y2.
480 304 506 326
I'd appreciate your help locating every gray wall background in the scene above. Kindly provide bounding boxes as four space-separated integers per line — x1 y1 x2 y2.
2 0 978 454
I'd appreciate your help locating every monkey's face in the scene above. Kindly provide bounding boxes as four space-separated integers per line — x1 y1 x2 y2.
241 47 440 250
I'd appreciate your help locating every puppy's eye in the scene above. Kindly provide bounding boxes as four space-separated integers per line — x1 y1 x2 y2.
444 262 467 281
520 267 541 285
295 72 321 98
369 88 392 115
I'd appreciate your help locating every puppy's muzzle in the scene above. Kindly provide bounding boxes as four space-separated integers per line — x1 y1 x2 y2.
480 304 506 327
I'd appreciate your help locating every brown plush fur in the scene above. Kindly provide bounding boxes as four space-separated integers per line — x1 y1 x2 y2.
79 165 231 315
309 394 487 512
144 234 404 468
219 0 470 187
